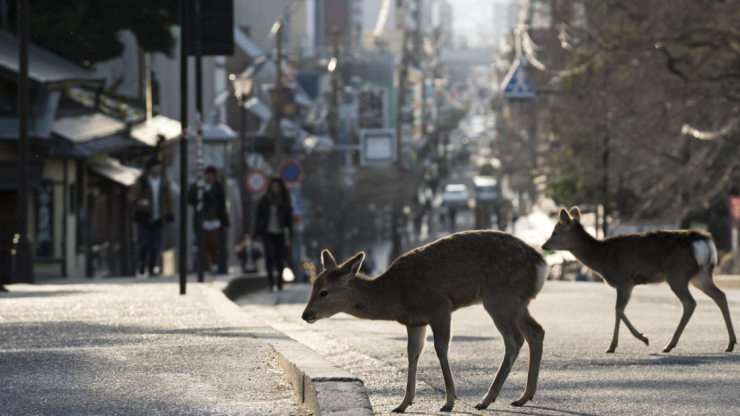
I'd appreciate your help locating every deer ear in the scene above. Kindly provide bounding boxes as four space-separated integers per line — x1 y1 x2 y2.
559 208 572 225
321 249 337 270
340 252 365 278
569 206 581 221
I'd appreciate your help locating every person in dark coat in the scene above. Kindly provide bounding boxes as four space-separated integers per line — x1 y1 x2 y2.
129 157 174 276
188 166 229 272
253 177 293 291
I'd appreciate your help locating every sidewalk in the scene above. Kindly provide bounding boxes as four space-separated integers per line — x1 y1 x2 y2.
0 278 305 415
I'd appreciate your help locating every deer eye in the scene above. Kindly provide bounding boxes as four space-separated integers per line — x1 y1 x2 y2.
320 290 328 297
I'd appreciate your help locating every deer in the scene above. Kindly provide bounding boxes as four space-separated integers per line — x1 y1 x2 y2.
301 230 548 413
542 206 736 354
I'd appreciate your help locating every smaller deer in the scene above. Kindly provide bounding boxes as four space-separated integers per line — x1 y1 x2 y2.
542 206 736 353
301 231 547 413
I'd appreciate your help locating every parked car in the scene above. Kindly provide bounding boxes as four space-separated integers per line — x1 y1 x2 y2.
473 176 501 202
442 184 469 208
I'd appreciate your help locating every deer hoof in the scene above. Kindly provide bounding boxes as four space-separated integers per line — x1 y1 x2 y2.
474 402 489 410
726 341 736 352
605 346 616 353
639 335 649 346
439 404 454 412
391 407 405 413
511 395 531 407
662 344 675 353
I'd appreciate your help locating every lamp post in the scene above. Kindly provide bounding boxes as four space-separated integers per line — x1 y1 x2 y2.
231 68 255 244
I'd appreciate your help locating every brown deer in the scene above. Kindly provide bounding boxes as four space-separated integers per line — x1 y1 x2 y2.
542 206 736 354
301 230 547 412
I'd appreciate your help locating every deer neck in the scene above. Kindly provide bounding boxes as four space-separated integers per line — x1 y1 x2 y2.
569 224 607 274
345 274 401 321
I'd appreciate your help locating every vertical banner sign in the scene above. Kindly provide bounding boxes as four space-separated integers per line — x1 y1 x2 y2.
35 181 54 258
730 196 740 221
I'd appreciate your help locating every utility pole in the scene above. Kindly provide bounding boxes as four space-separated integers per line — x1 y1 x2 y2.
330 26 341 154
194 0 205 282
602 133 610 237
396 0 410 170
179 0 189 295
14 0 33 284
273 19 284 170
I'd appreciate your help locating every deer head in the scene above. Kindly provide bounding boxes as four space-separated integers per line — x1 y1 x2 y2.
542 206 582 251
301 249 365 324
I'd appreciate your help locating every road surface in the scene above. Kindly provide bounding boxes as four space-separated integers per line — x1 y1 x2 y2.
240 280 740 415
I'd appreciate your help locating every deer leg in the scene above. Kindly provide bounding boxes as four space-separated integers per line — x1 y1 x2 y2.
606 310 621 353
663 278 696 353
430 315 456 412
615 283 650 347
691 272 737 352
511 311 545 407
392 325 427 413
475 300 524 410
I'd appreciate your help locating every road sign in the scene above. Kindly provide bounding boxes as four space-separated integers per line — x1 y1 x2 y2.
244 169 269 194
731 196 740 220
290 187 306 223
279 159 303 183
502 59 537 100
359 129 397 166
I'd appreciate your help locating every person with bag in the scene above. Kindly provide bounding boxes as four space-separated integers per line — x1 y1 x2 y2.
253 178 292 291
237 236 262 273
188 166 229 273
130 157 174 277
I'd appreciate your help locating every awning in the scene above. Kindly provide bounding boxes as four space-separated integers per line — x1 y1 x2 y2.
89 158 142 187
0 31 103 88
130 115 182 147
245 97 272 121
52 113 127 144
76 134 146 156
203 123 237 141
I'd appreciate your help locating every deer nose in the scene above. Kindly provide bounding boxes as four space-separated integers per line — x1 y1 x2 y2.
301 313 309 321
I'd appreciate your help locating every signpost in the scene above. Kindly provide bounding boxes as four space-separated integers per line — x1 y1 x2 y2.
359 129 397 166
502 59 537 100
279 159 303 184
244 169 269 194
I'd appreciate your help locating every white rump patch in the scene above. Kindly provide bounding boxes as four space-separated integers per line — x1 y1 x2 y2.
692 240 717 269
535 260 548 294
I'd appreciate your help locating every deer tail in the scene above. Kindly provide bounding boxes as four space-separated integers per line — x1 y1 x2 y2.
692 239 718 273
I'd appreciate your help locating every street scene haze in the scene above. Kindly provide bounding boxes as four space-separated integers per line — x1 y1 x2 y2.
2 0 740 415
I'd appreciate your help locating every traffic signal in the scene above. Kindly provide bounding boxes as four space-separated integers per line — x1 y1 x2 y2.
359 87 385 128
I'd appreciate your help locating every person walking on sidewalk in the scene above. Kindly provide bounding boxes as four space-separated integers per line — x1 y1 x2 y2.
130 157 174 277
253 178 292 291
188 166 229 273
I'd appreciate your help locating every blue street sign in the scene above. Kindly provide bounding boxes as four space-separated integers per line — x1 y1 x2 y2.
502 59 537 100
279 159 303 183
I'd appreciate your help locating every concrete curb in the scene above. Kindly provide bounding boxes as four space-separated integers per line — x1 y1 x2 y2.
201 281 373 416
716 275 740 291
222 273 269 301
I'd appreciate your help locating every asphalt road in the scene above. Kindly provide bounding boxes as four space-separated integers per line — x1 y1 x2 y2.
0 280 304 416
240 280 740 415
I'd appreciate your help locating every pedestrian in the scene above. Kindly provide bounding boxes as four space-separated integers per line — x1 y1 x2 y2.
130 157 174 277
237 236 262 273
253 177 293 291
188 166 229 273
448 206 457 232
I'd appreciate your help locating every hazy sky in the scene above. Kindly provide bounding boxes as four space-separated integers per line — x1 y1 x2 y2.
450 0 510 47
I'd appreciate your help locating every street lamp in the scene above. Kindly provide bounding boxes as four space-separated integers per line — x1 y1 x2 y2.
230 67 256 248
